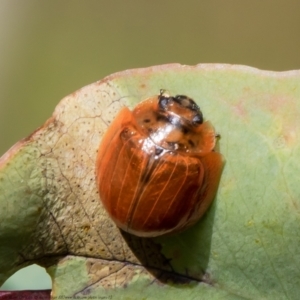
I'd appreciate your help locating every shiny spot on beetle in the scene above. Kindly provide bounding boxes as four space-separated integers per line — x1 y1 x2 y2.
96 90 224 237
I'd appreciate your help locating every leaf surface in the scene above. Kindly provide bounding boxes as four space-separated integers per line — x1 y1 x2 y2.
1 64 300 299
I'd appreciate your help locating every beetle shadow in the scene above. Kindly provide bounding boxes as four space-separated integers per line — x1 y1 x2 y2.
120 198 217 286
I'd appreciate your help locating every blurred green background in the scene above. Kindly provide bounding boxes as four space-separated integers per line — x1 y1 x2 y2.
1 0 300 291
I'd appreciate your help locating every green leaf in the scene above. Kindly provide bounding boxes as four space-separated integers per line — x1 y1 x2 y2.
1 64 300 299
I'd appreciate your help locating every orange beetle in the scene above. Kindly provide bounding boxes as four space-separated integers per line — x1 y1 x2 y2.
96 90 224 237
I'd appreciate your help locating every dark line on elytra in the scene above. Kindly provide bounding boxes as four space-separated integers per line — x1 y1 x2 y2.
140 157 171 228
161 155 189 222
126 152 160 231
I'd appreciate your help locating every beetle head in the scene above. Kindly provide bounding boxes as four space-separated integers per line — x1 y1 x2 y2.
158 91 203 127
